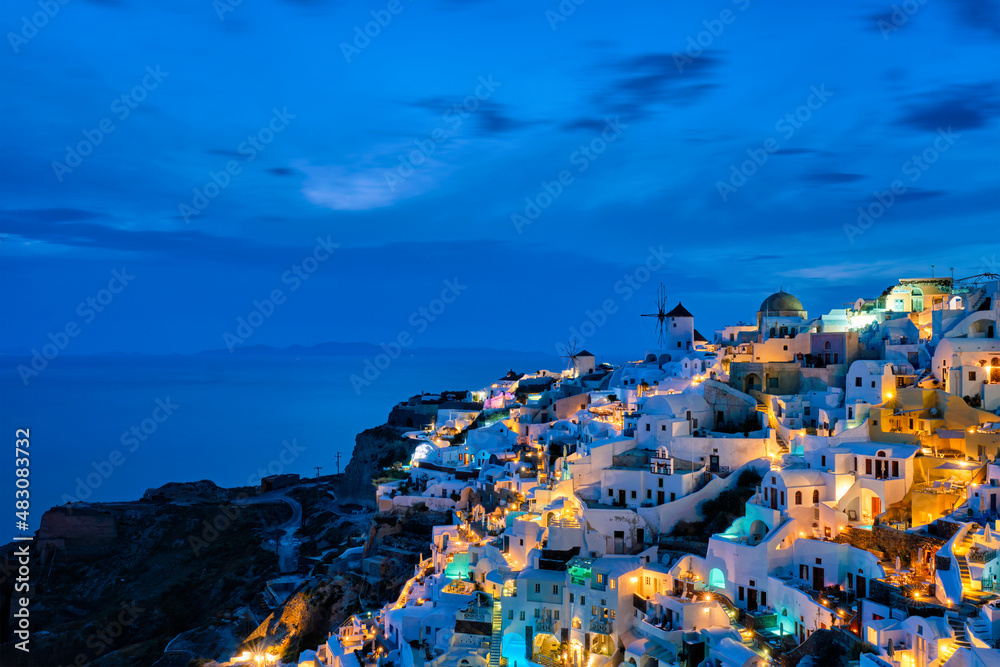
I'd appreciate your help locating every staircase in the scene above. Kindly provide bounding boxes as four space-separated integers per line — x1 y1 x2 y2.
954 524 980 597
489 593 502 667
947 613 971 650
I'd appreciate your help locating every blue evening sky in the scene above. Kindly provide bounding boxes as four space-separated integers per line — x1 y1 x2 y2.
1 0 998 358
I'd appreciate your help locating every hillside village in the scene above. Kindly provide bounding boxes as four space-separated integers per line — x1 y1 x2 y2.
284 275 1000 667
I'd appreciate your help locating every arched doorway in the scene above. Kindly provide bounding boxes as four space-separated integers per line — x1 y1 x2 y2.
745 373 762 393
709 568 727 589
502 633 526 667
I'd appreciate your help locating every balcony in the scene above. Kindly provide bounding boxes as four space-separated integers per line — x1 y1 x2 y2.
535 617 555 633
589 618 613 634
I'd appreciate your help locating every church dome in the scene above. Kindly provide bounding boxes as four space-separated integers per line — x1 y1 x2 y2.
759 291 804 313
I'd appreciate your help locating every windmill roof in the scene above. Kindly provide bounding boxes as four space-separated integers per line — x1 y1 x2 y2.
666 302 693 317
576 349 595 356
693 329 707 342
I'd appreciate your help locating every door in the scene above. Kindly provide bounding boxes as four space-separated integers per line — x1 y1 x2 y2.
770 490 778 510
657 491 664 505
618 490 626 506
812 567 825 591
709 455 720 473
992 494 997 514
613 530 624 554
747 589 758 612
856 576 866 599
871 496 882 518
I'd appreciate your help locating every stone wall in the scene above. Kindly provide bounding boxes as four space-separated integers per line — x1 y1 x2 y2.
834 524 945 569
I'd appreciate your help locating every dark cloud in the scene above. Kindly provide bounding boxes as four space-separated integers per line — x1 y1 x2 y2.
590 52 722 122
0 211 267 262
804 173 865 184
898 84 1000 132
947 0 1000 36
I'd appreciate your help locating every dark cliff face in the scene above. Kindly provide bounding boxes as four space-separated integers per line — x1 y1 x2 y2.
339 424 415 499
1 497 286 667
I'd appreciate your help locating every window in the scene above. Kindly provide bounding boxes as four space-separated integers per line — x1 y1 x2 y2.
855 377 862 387
645 424 650 431
646 490 651 499
520 539 524 546
508 610 513 620
866 459 872 475
780 491 785 505
795 491 802 505
738 586 745 601
631 490 637 499
570 593 574 603
970 371 977 381
815 558 822 564
871 380 876 388
572 617 581 629
892 461 899 478
660 425 666 431
848 407 853 419
763 487 768 500
554 610 559 620
610 579 615 590
670 492 676 501
553 585 559 595
783 345 788 351
535 584 541 593
591 605 597 616
824 341 831 350
608 489 613 497
645 576 651 585
812 490 819 504
596 574 603 584
580 596 585 605
821 455 826 467
658 478 663 488
520 611 525 621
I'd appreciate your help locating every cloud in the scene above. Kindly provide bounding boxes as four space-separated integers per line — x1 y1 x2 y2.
946 0 1000 36
300 166 401 211
267 167 300 177
572 52 722 125
0 209 267 261
898 84 1000 132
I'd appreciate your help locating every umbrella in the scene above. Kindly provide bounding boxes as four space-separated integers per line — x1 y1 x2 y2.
980 493 987 516
886 640 895 658
895 556 901 573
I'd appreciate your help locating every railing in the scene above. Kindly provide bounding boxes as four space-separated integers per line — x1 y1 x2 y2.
590 618 613 634
969 549 997 564
535 618 555 633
